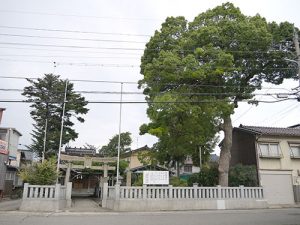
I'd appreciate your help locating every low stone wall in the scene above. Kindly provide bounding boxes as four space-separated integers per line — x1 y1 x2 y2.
20 182 72 212
103 184 268 211
20 199 68 212
106 199 267 211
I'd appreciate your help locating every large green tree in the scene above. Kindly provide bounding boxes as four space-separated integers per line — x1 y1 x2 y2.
100 132 132 157
140 95 219 176
139 3 298 186
23 74 89 158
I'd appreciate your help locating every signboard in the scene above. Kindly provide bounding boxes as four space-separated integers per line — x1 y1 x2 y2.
143 171 169 185
0 140 8 155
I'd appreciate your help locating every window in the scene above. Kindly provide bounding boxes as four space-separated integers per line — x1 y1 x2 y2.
258 143 281 157
289 144 300 158
183 165 192 173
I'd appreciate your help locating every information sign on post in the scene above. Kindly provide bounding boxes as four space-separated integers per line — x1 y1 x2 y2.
143 171 169 185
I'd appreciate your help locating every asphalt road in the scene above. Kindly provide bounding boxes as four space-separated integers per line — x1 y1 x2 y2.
0 208 300 225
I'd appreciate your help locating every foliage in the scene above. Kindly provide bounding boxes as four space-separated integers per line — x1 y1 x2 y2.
229 164 258 187
18 158 58 185
187 164 258 187
132 174 143 186
100 132 132 157
137 149 159 166
119 160 129 176
22 74 89 158
187 165 219 187
109 160 129 176
139 3 298 185
170 176 188 187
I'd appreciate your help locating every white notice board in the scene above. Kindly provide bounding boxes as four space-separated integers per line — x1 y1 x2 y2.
143 171 169 185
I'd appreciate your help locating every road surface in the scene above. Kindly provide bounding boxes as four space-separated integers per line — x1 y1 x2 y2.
0 208 299 225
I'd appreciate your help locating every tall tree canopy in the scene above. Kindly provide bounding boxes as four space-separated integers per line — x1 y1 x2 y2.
23 74 89 158
100 132 132 157
139 3 298 186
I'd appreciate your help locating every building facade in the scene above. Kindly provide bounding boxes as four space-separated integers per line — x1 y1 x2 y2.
231 124 300 205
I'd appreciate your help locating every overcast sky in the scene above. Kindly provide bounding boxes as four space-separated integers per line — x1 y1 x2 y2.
0 0 300 153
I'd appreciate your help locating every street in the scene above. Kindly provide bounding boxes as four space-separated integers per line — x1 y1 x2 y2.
0 208 299 225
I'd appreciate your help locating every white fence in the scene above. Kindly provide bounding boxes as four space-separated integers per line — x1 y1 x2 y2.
107 185 264 200
20 182 72 212
103 184 266 211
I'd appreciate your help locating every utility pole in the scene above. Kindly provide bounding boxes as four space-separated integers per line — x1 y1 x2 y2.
293 27 300 88
42 104 49 163
198 146 202 172
116 83 123 184
57 80 68 180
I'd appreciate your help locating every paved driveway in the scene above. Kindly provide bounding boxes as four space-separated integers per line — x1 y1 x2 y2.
69 197 110 212
0 199 21 211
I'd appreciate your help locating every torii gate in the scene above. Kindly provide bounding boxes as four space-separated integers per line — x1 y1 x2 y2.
59 154 117 185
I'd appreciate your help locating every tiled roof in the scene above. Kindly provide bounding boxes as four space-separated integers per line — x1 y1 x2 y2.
237 125 300 137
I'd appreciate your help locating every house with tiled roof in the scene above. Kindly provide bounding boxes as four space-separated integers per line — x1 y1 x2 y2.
231 124 300 205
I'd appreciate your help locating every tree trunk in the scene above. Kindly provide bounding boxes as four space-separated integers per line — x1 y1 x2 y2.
218 115 233 186
176 161 180 177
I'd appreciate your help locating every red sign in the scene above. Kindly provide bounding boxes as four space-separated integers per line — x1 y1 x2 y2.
0 140 8 155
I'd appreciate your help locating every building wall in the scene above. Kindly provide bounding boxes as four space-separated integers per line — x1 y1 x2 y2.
124 150 147 169
257 136 300 185
231 130 257 166
0 128 21 166
0 154 8 190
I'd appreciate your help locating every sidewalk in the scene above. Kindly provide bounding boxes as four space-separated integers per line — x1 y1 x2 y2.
0 198 21 211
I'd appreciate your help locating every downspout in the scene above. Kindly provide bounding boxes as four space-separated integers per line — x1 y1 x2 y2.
254 134 263 186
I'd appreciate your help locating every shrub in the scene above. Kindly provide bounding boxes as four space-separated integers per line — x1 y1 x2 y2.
19 158 58 185
229 164 258 187
187 165 219 186
170 176 188 187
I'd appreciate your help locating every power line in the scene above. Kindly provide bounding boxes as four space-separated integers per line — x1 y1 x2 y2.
0 57 297 71
0 58 139 67
0 46 143 55
0 75 295 91
0 41 296 54
0 98 296 104
0 33 147 44
0 9 161 22
0 87 294 95
0 54 139 60
0 25 152 37
270 104 300 126
0 42 145 51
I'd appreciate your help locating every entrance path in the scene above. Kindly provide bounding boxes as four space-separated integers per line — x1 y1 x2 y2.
0 199 21 211
68 197 111 212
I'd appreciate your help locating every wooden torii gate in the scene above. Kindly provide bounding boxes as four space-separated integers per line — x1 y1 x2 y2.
59 154 117 185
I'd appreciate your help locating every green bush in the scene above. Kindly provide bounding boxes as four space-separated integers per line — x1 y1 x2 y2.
170 176 188 187
132 174 143 186
187 165 219 186
229 164 258 187
187 164 258 187
19 158 58 185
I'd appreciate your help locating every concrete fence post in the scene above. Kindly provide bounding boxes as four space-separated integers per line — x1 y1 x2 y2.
239 185 244 199
115 182 120 200
169 185 173 199
217 185 221 199
55 183 61 199
23 183 29 199
102 182 108 208
193 183 198 199
66 182 72 200
143 185 147 199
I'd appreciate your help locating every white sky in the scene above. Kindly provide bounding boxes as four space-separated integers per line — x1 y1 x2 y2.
0 0 300 153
